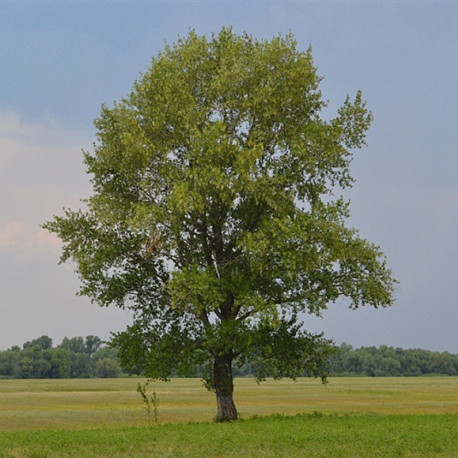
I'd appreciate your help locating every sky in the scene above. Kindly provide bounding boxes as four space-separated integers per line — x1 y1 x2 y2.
1 1 457 353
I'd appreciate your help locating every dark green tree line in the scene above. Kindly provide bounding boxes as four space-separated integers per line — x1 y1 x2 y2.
327 343 458 376
0 335 121 379
2 338 455 378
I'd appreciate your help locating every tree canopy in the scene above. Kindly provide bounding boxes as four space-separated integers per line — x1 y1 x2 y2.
44 28 396 421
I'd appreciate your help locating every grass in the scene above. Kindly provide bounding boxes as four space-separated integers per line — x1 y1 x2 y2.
1 377 457 431
1 413 457 457
0 377 457 456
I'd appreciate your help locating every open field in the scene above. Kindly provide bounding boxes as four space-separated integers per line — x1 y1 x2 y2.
0 377 457 431
0 377 457 456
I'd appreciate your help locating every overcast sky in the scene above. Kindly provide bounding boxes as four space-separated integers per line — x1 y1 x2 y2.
1 1 457 352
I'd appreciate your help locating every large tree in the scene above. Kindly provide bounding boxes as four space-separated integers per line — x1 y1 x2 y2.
44 28 396 421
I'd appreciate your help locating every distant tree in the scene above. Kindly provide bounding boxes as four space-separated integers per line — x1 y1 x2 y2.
85 335 102 359
0 348 20 377
44 28 396 420
23 335 53 351
428 352 456 375
95 358 121 378
327 343 354 375
69 352 93 378
60 337 86 354
329 344 458 377
17 345 44 378
0 335 124 379
93 346 119 363
16 355 35 379
45 349 71 378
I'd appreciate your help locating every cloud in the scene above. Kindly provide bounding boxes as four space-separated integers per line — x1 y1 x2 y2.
0 109 90 240
0 108 91 259
0 108 91 185
0 221 25 248
0 221 61 256
0 109 130 351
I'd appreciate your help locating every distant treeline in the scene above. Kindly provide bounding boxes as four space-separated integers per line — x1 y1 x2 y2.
326 343 458 377
0 335 122 379
1 337 457 379
229 343 458 378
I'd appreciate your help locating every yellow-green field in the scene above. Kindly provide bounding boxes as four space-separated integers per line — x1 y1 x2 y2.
1 377 457 457
1 376 457 431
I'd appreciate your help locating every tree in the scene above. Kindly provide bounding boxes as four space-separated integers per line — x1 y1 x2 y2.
59 336 86 354
85 335 103 360
0 347 20 378
68 352 93 378
95 358 121 378
45 349 72 379
23 335 53 351
44 28 396 421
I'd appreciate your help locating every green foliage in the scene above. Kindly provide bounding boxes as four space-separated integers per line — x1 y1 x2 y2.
23 335 53 350
0 335 122 379
43 28 396 417
0 347 20 377
15 344 71 379
95 358 121 378
68 352 92 378
237 317 335 382
60 336 86 354
328 343 458 376
85 335 103 359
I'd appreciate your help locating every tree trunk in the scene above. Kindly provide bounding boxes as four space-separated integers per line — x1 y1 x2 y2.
213 354 238 421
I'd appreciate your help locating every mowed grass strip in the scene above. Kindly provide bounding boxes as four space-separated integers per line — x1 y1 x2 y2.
0 377 457 431
1 413 457 457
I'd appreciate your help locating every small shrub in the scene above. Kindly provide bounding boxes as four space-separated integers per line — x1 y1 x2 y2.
137 380 160 426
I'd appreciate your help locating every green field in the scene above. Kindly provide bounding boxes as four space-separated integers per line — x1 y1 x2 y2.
1 377 457 456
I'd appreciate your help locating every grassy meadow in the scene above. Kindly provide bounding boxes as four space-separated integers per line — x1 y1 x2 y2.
0 377 457 456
